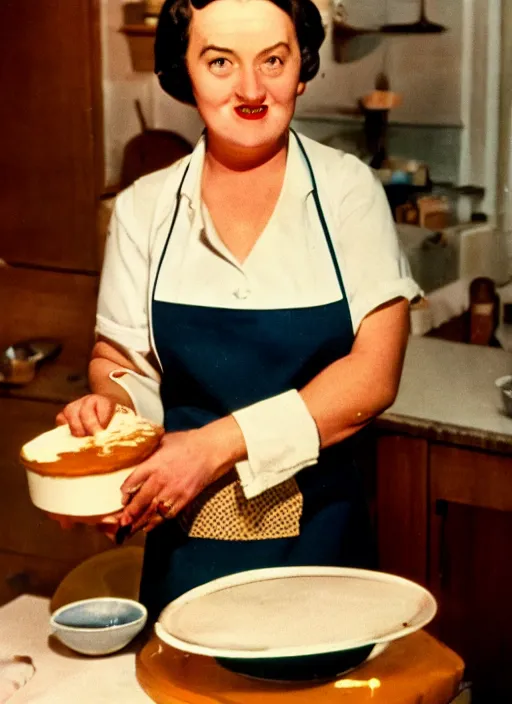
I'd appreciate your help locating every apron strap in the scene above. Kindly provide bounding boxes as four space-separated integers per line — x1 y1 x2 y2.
290 128 350 307
151 161 191 306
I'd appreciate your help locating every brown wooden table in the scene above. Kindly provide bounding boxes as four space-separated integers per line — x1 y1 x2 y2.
136 630 464 704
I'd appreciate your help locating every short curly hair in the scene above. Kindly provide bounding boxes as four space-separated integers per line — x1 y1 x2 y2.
155 0 325 105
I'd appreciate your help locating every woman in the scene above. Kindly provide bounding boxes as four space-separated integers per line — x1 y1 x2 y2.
58 0 421 620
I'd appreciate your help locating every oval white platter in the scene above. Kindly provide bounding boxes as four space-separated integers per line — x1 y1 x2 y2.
155 566 437 660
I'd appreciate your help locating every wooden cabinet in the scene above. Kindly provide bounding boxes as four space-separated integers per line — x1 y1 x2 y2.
376 429 512 702
376 434 428 585
0 266 143 607
429 446 512 703
0 0 103 272
0 1 145 607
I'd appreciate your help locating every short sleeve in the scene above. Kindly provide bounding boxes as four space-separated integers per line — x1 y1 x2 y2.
96 187 152 353
333 154 422 333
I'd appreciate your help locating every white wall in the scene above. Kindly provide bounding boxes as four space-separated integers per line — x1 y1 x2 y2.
101 0 495 206
297 0 463 126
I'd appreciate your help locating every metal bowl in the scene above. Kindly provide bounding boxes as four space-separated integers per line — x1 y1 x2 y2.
0 339 61 384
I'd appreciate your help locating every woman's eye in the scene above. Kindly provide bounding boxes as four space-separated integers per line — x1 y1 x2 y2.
208 57 231 73
260 55 285 75
266 56 283 68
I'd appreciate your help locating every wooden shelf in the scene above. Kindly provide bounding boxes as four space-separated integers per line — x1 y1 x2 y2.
121 24 157 72
121 23 156 37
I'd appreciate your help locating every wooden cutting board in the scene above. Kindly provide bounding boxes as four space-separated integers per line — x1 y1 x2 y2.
136 630 464 704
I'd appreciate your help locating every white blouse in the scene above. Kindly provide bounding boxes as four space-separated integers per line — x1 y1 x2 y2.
96 131 421 498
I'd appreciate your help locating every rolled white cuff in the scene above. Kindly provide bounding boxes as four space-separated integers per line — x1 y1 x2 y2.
109 369 164 425
232 390 320 499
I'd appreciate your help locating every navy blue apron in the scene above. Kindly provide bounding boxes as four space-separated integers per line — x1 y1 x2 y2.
140 131 375 621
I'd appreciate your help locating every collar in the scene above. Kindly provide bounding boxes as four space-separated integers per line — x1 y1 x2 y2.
180 129 314 216
180 132 206 213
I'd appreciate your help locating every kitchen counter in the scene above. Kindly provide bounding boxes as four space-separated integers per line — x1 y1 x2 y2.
1 596 464 704
1 595 152 703
379 336 512 453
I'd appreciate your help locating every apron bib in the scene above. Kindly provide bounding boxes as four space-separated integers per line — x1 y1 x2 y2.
140 131 375 619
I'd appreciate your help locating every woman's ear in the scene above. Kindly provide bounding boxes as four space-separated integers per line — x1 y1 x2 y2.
297 82 306 96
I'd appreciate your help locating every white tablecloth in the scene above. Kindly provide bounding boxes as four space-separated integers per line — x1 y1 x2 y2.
0 595 153 703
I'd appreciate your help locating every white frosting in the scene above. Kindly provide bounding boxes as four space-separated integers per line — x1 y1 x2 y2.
21 406 159 464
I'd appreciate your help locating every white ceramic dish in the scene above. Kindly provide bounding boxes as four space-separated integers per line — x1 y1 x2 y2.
25 466 134 516
50 597 147 655
156 566 437 660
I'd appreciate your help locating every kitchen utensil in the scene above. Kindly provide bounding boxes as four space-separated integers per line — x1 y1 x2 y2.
50 597 147 656
0 338 61 385
155 566 437 681
380 0 446 34
361 72 403 112
359 70 403 168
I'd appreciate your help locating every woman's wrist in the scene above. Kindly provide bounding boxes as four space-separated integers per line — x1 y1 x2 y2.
197 415 248 480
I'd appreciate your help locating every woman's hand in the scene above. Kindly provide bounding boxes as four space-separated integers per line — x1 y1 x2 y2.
118 417 247 535
56 394 118 437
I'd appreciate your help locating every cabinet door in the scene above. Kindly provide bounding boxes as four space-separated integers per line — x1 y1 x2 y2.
429 444 512 703
376 433 429 585
0 0 102 271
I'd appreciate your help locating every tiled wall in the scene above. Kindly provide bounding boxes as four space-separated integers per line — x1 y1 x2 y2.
291 117 462 184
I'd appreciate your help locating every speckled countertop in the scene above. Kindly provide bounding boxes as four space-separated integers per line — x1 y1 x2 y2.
378 336 512 453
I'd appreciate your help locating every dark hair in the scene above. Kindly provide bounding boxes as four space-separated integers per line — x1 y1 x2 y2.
155 0 325 105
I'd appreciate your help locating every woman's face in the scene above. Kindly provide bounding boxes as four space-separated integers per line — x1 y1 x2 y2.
185 0 305 150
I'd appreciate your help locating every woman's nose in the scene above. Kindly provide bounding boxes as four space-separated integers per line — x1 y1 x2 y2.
236 67 266 103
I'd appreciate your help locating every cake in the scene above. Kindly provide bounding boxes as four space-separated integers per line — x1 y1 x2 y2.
20 405 164 517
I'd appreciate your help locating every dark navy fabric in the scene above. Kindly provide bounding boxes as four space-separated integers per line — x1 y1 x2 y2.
155 300 353 430
140 131 374 621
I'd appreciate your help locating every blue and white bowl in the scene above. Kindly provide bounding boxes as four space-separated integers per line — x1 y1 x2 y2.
50 597 147 655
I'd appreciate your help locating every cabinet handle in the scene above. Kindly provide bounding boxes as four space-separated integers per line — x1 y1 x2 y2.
435 499 450 589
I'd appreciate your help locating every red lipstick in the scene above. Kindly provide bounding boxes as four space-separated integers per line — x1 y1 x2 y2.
235 105 268 120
